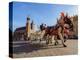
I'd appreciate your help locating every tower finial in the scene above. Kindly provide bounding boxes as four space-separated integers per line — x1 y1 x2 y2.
27 16 30 20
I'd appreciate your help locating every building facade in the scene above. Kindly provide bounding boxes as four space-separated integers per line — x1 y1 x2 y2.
13 16 35 40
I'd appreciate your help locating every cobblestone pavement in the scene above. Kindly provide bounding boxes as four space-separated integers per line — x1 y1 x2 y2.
12 39 78 58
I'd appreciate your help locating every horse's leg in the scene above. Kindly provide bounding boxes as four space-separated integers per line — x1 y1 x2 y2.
49 36 52 44
39 37 42 43
54 35 59 45
50 36 53 44
58 27 67 47
64 33 68 42
46 34 49 44
45 34 47 44
62 30 66 43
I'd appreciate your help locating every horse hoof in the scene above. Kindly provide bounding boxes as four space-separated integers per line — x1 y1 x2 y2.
54 43 57 46
63 45 67 47
64 39 67 42
46 42 48 45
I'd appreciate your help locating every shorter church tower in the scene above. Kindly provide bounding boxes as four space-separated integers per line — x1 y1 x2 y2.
31 20 35 32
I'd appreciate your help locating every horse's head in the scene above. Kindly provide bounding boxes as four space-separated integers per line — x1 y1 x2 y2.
64 15 74 31
58 12 74 31
40 23 46 31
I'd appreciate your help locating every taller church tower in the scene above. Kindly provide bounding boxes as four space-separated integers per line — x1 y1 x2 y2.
26 16 31 38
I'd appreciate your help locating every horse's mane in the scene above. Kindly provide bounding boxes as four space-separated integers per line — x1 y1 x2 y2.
47 26 54 29
47 24 59 30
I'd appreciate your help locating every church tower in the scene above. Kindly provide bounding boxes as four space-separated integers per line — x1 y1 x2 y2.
31 20 35 30
31 20 35 33
26 16 31 38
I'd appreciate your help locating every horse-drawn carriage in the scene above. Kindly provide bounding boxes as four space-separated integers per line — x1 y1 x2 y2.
27 12 74 47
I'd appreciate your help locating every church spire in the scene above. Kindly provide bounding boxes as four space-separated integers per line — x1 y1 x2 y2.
31 20 34 30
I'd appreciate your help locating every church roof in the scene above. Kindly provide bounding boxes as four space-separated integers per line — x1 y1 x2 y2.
15 26 26 32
